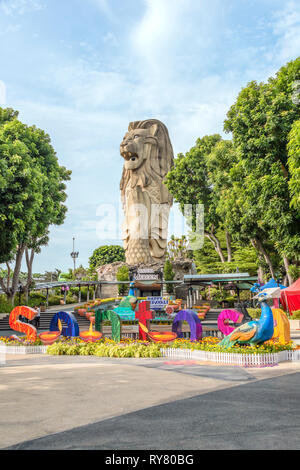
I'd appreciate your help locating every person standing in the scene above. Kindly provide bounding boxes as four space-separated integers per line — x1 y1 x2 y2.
35 305 41 329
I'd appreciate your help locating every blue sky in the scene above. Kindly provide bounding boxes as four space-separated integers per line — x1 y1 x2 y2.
0 0 299 273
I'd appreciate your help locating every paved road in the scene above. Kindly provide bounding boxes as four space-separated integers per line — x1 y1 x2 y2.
1 354 300 450
8 371 300 450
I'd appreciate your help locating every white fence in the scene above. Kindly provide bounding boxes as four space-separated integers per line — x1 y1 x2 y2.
1 342 300 366
160 348 299 367
0 345 48 355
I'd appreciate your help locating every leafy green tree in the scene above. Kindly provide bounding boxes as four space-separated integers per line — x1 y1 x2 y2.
63 269 75 281
165 134 233 262
73 265 88 280
288 119 300 211
0 108 71 302
194 231 258 276
167 235 189 260
43 269 61 282
89 245 125 270
116 265 129 295
223 58 300 284
164 259 175 294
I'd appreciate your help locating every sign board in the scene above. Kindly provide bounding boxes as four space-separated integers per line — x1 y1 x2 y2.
136 268 160 281
136 274 159 281
147 296 168 311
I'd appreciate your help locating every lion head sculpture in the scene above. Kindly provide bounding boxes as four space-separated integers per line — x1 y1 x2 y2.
120 119 174 265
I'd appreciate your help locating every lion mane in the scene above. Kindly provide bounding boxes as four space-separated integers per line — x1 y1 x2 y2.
120 119 174 205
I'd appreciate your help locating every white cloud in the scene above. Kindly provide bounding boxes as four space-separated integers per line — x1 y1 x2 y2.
90 0 114 20
0 0 44 15
132 0 188 73
270 1 300 64
103 31 118 46
51 64 133 109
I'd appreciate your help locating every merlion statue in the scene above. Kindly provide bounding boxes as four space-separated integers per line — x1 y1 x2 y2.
120 119 174 265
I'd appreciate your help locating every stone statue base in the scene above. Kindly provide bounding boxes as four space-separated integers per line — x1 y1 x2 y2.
96 258 197 300
96 262 127 299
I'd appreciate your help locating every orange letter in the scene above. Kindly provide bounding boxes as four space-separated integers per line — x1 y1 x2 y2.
9 306 37 343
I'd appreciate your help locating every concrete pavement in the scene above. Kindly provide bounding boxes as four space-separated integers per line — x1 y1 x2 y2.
1 354 300 449
9 371 300 450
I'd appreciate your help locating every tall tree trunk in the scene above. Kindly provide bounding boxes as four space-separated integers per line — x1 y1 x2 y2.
205 231 226 263
283 256 293 286
8 244 26 305
0 262 12 297
25 247 35 302
0 276 8 296
5 262 11 291
282 274 288 287
225 231 232 263
251 237 276 279
257 266 264 283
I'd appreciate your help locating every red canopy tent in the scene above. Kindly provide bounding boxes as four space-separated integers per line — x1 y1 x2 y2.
280 278 300 313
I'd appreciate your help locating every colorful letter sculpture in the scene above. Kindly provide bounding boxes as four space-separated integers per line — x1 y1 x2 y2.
272 308 291 344
113 296 137 321
217 309 244 336
219 288 275 348
9 306 37 343
135 301 155 341
172 310 202 341
95 310 122 342
148 330 178 343
39 330 61 345
134 301 177 343
80 322 103 343
50 311 79 337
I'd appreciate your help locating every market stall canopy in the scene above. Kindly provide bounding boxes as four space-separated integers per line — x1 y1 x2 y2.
134 281 162 291
280 278 300 313
184 273 257 288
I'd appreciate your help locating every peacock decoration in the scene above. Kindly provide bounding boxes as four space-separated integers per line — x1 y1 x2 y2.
219 284 274 349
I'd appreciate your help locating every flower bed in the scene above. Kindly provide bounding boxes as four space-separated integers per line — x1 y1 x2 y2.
47 338 162 358
45 336 295 363
0 336 47 355
164 337 294 354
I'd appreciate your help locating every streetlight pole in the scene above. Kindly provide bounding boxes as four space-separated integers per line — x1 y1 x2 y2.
70 237 79 276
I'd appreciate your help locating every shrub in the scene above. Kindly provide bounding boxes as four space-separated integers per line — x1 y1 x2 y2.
29 292 46 305
48 295 62 306
0 295 13 313
89 245 125 270
47 340 162 358
66 294 78 304
291 310 300 319
116 266 129 295
164 259 175 294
